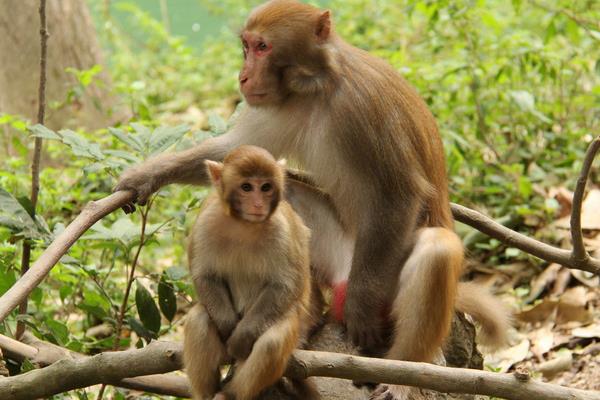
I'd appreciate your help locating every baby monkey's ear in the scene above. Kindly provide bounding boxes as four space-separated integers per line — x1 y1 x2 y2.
205 160 224 187
277 158 287 168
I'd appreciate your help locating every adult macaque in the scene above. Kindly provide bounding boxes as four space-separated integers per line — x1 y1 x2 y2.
117 1 509 398
183 145 317 400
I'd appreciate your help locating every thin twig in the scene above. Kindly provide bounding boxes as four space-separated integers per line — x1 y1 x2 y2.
17 0 50 340
451 202 600 273
98 204 151 399
570 136 600 263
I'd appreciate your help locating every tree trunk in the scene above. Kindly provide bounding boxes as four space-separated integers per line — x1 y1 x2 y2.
0 0 121 136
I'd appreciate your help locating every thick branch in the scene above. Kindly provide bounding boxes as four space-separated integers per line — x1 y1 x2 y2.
0 333 190 397
0 191 135 323
0 340 184 400
0 340 599 400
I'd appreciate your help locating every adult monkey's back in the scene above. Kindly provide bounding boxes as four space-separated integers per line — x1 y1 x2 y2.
116 1 508 398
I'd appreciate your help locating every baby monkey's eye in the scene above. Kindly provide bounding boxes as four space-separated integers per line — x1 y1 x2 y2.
241 183 253 192
261 183 272 192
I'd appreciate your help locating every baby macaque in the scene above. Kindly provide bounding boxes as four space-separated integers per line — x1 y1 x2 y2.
183 145 316 400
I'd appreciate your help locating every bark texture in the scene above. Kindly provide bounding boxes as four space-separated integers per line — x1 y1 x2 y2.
0 0 120 134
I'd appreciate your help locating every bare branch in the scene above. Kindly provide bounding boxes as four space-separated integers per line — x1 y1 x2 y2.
0 191 135 323
0 339 599 400
0 333 190 397
0 338 187 399
451 203 600 274
17 0 50 340
570 136 600 262
1 136 599 324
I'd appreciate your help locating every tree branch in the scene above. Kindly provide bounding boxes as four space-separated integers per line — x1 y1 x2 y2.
17 0 50 340
0 332 190 397
1 134 600 324
0 339 598 400
570 136 600 263
0 191 135 323
451 202 600 273
0 333 190 397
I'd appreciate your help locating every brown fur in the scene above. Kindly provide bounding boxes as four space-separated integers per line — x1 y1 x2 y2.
455 282 512 349
183 146 316 400
116 3 510 399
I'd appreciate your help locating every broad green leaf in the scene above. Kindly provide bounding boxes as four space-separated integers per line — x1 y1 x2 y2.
29 124 61 140
103 149 142 163
158 274 177 322
149 124 189 155
0 188 44 239
45 318 69 345
0 269 17 296
127 316 156 341
131 123 153 151
208 114 227 134
136 282 161 334
109 128 145 153
165 266 188 281
58 129 105 160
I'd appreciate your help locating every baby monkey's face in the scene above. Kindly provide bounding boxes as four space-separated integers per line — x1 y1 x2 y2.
230 176 277 223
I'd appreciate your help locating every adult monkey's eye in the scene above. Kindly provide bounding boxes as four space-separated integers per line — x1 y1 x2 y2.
257 42 268 51
241 183 252 192
261 183 272 192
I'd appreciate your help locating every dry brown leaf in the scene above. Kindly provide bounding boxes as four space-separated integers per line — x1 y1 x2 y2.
529 324 555 359
526 263 561 303
572 323 600 339
550 267 572 296
517 299 558 323
556 286 592 325
555 189 600 230
571 269 600 288
537 350 573 379
484 338 530 373
548 187 574 218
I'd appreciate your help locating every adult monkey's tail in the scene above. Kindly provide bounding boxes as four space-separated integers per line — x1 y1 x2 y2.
455 281 513 349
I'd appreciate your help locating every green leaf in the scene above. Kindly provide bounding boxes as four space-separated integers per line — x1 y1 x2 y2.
17 196 35 218
109 127 145 153
131 123 152 151
136 282 161 334
149 124 189 155
28 124 61 140
45 318 69 345
127 316 157 341
0 188 44 239
0 269 17 296
103 149 142 164
158 274 177 322
58 129 105 160
165 266 188 281
208 113 227 134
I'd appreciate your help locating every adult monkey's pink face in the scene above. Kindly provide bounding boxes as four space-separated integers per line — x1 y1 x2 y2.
238 30 275 106
238 0 333 107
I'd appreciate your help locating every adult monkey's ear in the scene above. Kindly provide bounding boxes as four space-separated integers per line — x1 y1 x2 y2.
316 10 331 42
205 160 224 188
